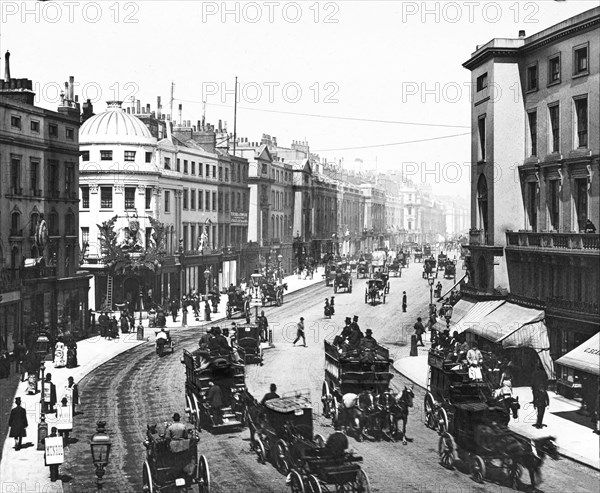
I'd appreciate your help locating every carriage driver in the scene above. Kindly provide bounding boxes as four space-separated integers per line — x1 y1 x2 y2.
165 412 187 440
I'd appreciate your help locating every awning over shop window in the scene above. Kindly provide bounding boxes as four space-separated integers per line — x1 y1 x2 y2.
556 333 600 376
454 300 505 335
433 298 475 332
463 301 554 380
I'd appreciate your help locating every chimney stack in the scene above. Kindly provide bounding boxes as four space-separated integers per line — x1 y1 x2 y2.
218 119 222 131
4 51 10 82
69 76 74 100
157 96 162 119
146 103 150 113
518 30 526 38
178 103 182 126
136 100 141 114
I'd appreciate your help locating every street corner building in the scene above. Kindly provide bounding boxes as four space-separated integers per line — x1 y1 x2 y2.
0 52 91 352
459 7 599 407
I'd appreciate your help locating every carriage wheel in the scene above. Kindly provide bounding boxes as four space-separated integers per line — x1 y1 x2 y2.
307 474 322 493
192 394 202 430
321 382 332 418
382 294 386 304
331 401 340 430
437 407 448 434
313 434 325 449
198 454 210 493
277 292 283 306
470 455 486 484
505 458 522 489
142 461 153 493
289 470 305 493
254 436 266 464
276 440 291 474
438 432 456 469
364 290 368 304
423 393 435 429
348 280 353 293
354 469 371 493
226 304 232 319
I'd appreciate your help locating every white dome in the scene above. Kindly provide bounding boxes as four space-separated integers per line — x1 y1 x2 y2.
80 101 155 145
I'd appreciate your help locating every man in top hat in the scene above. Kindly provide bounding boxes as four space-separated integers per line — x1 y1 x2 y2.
166 412 187 439
341 317 352 340
359 329 377 350
350 315 361 333
8 397 28 450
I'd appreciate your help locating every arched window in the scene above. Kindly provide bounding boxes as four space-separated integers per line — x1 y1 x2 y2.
11 246 19 270
477 256 488 290
11 212 20 235
477 174 488 238
49 210 59 236
271 215 275 238
65 212 75 236
30 212 39 236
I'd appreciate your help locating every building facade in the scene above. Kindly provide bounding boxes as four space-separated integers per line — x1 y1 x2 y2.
1 57 90 349
463 7 599 397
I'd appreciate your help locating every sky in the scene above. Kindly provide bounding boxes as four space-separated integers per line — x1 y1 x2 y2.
1 0 597 199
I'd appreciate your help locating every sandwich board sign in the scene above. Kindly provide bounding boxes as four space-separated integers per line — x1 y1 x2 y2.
45 436 64 465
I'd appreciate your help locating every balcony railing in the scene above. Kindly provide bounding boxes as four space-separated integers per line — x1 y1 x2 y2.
547 297 600 315
469 228 489 246
506 231 600 251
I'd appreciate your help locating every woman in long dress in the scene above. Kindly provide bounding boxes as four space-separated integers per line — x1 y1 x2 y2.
53 341 66 368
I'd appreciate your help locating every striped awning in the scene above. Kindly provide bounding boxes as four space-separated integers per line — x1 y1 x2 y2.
556 333 600 376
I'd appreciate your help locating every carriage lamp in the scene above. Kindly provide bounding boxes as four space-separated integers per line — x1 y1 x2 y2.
90 421 112 492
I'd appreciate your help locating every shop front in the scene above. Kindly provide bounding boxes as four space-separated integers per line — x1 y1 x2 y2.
555 332 599 404
0 289 21 353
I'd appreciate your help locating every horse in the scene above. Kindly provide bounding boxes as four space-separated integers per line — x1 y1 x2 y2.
356 389 385 440
379 386 414 444
335 390 379 441
516 436 559 489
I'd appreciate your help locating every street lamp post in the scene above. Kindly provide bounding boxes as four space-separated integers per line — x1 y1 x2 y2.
90 421 112 492
444 303 454 331
203 267 211 300
277 254 283 282
427 274 435 307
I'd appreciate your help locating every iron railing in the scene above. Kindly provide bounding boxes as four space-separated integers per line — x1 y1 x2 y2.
506 231 600 250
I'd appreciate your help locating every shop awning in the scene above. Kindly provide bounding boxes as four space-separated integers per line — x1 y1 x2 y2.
556 333 600 376
433 298 476 332
454 300 505 335
467 302 544 343
463 301 555 380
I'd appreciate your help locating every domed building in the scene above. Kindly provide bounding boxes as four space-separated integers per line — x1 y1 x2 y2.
79 101 239 312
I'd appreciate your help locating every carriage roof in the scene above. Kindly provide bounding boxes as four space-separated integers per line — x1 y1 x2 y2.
264 395 312 414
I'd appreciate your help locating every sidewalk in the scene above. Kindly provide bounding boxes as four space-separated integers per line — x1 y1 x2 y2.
0 269 324 493
393 352 600 470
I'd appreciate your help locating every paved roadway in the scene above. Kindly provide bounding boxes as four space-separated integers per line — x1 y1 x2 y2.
61 263 598 493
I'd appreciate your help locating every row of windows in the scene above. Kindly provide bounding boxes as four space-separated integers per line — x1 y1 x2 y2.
9 156 76 198
10 211 76 237
476 95 588 162
10 115 74 140
165 157 249 182
81 150 152 163
182 189 248 213
526 96 589 156
475 43 590 94
525 43 589 92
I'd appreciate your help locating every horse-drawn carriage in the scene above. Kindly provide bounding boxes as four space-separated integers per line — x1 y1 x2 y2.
423 243 432 257
423 348 514 435
334 269 353 294
322 340 410 443
247 392 371 492
324 263 338 287
387 257 403 277
422 257 438 279
182 346 246 433
364 279 386 305
261 281 287 307
444 260 457 279
413 246 423 263
373 270 390 294
226 289 251 322
437 253 448 272
438 404 559 489
155 329 175 357
142 421 210 493
232 323 263 365
356 260 370 279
